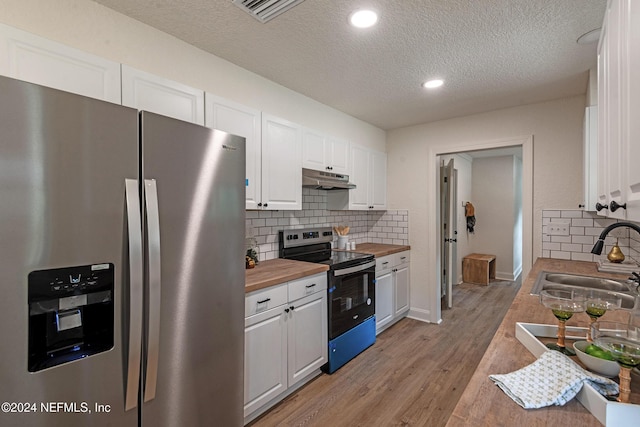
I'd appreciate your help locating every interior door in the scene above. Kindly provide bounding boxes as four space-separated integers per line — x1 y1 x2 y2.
440 159 457 309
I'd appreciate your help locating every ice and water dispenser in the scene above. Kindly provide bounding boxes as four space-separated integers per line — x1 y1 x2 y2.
28 264 114 372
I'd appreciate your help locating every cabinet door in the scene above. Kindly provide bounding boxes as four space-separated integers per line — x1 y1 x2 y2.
302 128 327 172
244 306 287 417
394 265 410 316
583 106 598 211
287 292 328 386
605 0 625 219
121 65 205 125
597 17 610 215
349 145 371 210
625 0 640 220
205 94 262 209
327 137 350 175
370 150 387 210
375 271 393 334
0 24 120 103
261 114 302 210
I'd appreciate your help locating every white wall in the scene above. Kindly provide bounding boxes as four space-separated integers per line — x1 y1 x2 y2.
470 155 521 280
387 95 585 323
0 0 386 151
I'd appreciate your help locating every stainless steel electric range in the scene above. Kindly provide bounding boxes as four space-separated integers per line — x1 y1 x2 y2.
279 227 376 373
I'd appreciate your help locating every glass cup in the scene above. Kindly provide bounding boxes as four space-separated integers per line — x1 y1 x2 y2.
540 289 586 355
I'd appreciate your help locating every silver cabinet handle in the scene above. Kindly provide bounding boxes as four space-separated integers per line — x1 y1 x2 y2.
144 179 161 403
124 179 143 411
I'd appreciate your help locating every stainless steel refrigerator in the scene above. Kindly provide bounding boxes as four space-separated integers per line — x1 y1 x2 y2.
0 75 245 426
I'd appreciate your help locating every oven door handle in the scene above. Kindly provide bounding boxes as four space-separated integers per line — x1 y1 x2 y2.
332 260 376 276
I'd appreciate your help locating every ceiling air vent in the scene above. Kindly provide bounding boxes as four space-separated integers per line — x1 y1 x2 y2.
231 0 306 23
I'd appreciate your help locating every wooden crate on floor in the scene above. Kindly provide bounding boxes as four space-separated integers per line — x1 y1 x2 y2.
462 253 496 285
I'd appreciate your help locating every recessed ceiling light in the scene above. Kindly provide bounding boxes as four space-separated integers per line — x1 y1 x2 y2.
577 28 601 44
349 10 378 28
423 79 444 89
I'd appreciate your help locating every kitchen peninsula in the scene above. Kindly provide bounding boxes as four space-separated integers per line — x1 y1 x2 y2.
446 258 637 426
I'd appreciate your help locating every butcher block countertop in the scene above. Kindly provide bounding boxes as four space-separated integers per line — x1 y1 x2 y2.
346 243 410 258
446 257 635 427
245 258 329 294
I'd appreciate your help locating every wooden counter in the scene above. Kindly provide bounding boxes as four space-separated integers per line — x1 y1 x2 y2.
346 242 410 258
446 258 634 427
245 258 329 293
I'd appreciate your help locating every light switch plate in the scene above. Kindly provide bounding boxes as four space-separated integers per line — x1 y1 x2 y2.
547 220 570 236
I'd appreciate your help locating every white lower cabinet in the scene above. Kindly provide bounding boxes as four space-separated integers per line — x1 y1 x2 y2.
244 273 327 423
375 251 410 334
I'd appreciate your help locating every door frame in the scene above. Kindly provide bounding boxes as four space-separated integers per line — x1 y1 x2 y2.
428 135 533 323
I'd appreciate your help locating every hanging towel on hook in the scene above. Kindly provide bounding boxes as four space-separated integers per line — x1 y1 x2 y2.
465 202 476 233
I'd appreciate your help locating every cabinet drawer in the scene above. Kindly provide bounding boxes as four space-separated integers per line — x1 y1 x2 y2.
394 251 410 266
288 273 327 302
245 283 288 317
376 255 394 274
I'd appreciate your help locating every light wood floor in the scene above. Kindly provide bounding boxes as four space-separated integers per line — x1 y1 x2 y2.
249 279 521 427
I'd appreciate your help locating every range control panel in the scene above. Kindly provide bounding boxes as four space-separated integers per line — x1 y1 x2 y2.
280 227 333 248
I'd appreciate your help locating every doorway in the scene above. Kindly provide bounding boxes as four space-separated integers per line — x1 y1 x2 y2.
432 137 531 318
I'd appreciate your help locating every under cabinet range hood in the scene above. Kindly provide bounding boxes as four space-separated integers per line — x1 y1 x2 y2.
302 168 356 190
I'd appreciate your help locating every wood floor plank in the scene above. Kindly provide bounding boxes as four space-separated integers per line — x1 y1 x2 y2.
249 280 520 427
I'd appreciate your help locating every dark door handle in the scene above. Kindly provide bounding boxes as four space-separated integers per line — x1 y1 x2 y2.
610 201 627 212
595 202 608 211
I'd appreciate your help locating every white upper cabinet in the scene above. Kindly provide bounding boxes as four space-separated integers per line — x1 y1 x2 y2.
624 0 640 220
0 24 121 103
583 106 598 211
327 144 386 210
597 0 640 221
302 128 350 175
370 149 388 210
261 114 302 210
121 65 205 125
205 94 262 209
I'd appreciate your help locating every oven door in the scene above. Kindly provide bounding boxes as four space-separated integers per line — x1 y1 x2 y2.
328 261 376 340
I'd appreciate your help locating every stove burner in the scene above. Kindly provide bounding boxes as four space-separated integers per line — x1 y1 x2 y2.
278 227 373 269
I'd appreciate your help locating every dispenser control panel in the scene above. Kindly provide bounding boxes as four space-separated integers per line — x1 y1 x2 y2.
28 263 115 372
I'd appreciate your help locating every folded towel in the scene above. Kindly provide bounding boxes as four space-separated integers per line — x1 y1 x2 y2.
489 350 619 409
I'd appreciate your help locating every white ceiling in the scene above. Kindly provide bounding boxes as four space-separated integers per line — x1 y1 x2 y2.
91 0 606 130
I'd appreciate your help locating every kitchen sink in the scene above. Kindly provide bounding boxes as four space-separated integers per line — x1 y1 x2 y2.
543 273 630 292
531 271 637 309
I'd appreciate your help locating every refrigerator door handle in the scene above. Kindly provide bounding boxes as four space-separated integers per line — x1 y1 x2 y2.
144 179 161 402
124 179 143 411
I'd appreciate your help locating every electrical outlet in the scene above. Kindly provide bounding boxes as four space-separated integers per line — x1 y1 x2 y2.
547 220 570 236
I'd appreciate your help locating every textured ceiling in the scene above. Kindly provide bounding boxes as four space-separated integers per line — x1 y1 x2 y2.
91 0 606 130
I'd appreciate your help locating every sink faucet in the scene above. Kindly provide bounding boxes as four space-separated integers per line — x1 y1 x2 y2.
591 221 640 293
590 221 640 255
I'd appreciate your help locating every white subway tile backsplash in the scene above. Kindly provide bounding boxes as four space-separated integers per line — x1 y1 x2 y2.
246 188 410 261
571 235 594 244
542 209 639 264
569 227 584 235
550 251 571 260
572 218 594 227
560 210 583 218
543 210 561 218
